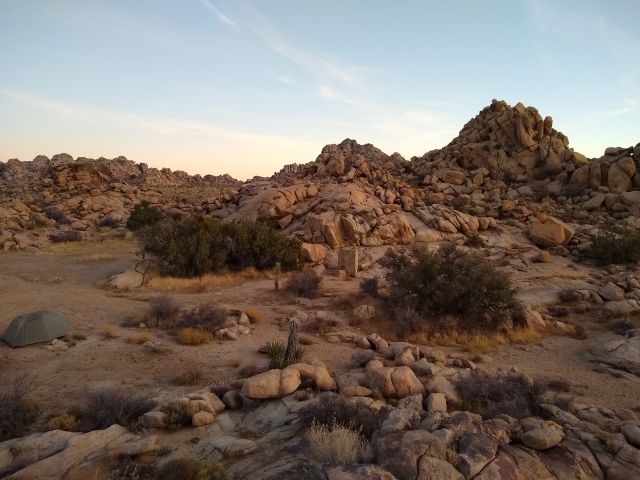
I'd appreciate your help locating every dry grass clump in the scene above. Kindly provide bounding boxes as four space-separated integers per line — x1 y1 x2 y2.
147 272 243 293
102 324 119 339
245 308 263 324
178 328 213 346
170 364 207 386
83 253 117 263
129 332 152 345
424 443 458 464
352 350 379 368
306 420 369 464
47 412 81 431
286 270 322 298
407 326 541 354
77 384 155 431
0 373 40 441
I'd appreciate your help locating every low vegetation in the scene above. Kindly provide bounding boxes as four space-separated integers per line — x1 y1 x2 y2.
301 393 388 440
264 340 305 369
147 271 252 293
0 374 40 441
454 371 545 419
178 327 214 346
286 270 322 298
148 294 180 327
137 217 303 277
170 364 207 386
306 420 369 464
77 385 155 431
49 229 83 243
180 302 227 331
591 229 640 265
47 412 81 431
381 244 523 335
160 400 192 431
101 324 119 338
359 276 379 298
129 332 152 344
126 200 164 231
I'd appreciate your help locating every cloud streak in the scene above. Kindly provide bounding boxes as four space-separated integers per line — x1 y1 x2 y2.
199 0 236 27
0 89 314 149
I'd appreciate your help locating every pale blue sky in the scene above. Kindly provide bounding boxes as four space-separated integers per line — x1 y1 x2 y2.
1 0 638 179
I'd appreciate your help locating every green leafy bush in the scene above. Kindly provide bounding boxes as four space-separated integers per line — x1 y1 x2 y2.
137 217 303 277
591 229 640 265
381 244 522 333
126 200 164 231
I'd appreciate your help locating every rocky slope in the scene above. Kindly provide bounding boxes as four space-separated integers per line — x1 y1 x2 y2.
1 100 638 257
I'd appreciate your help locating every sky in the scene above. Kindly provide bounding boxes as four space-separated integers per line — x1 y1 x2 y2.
0 0 638 180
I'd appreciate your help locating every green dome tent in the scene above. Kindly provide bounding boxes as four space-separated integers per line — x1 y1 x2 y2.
2 310 72 347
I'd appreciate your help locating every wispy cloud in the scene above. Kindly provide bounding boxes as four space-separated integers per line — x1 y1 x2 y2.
199 0 236 27
0 89 314 148
274 74 295 84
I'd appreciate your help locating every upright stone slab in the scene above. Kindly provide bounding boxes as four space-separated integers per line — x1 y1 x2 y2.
338 247 359 277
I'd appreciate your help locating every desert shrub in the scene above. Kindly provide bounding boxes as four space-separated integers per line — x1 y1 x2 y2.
352 350 378 368
78 385 155 430
306 420 369 464
532 165 560 180
301 393 388 439
0 374 40 441
44 205 70 224
536 377 571 393
424 443 458 464
301 315 339 334
381 244 522 334
609 318 634 336
161 400 192 431
180 303 227 332
102 324 119 338
465 234 484 248
286 270 322 298
50 229 82 243
170 364 206 386
126 200 164 231
108 458 154 480
177 328 213 345
30 212 48 227
454 371 544 419
562 183 585 198
245 308 263 323
359 276 379 298
148 294 180 327
98 215 120 227
47 412 80 431
264 340 305 369
591 229 640 265
129 332 152 344
137 217 302 277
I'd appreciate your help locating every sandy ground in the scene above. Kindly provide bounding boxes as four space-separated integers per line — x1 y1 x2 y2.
1 238 639 424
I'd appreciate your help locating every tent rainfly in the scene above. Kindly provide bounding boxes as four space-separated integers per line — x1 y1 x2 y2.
2 310 72 347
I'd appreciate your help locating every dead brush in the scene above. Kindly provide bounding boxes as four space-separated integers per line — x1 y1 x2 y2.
170 364 207 386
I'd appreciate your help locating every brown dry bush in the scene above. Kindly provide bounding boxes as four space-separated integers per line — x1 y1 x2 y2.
77 384 155 431
454 371 545 419
50 229 82 243
359 276 380 298
0 373 40 441
170 364 207 386
245 308 263 324
148 294 180 327
286 270 322 298
301 392 389 439
129 332 152 344
180 303 227 332
301 315 340 334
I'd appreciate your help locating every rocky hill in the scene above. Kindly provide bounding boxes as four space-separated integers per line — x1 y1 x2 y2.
1 100 638 256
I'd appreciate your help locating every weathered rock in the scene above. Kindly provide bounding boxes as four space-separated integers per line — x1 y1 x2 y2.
241 369 301 399
528 216 575 247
